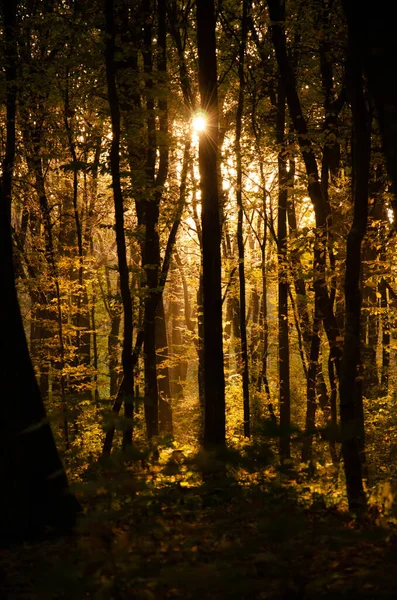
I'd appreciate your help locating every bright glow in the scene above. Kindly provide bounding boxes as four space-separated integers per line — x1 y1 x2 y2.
192 112 207 133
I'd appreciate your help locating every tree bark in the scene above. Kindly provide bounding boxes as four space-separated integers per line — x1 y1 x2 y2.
1 0 80 538
276 80 290 461
197 0 226 447
236 0 251 438
104 0 134 444
343 1 397 221
339 34 370 514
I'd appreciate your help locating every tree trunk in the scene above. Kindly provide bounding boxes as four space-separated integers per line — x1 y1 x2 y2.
235 0 250 438
1 0 80 539
104 0 134 444
339 33 370 514
197 0 226 447
276 81 290 461
342 1 397 222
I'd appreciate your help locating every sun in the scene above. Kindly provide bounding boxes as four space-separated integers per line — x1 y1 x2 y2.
192 112 207 133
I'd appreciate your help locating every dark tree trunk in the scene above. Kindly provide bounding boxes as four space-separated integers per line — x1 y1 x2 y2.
339 33 370 514
343 1 397 221
141 0 170 440
276 81 290 461
236 0 250 438
104 0 134 444
197 0 226 447
256 162 271 401
1 0 80 539
108 311 121 398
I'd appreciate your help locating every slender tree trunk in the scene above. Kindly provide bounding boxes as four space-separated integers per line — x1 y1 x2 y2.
197 0 226 447
235 0 250 438
276 80 290 461
104 0 134 445
141 0 170 439
339 36 370 514
257 165 271 401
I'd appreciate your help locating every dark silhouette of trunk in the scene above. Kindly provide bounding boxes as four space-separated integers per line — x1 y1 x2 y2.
319 9 343 184
104 0 134 445
1 0 80 539
108 310 122 398
276 81 290 460
140 0 170 439
86 142 102 407
342 1 397 223
235 0 250 438
339 34 370 514
249 282 261 382
256 160 271 401
197 0 226 447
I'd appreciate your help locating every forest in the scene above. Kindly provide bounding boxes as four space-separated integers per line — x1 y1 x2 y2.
1 0 397 598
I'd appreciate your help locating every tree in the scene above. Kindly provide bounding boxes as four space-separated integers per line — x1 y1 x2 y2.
235 0 251 438
197 0 226 447
104 0 135 446
343 0 397 221
1 0 80 539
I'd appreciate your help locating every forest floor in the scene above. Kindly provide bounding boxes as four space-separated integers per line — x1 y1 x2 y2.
1 449 397 600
